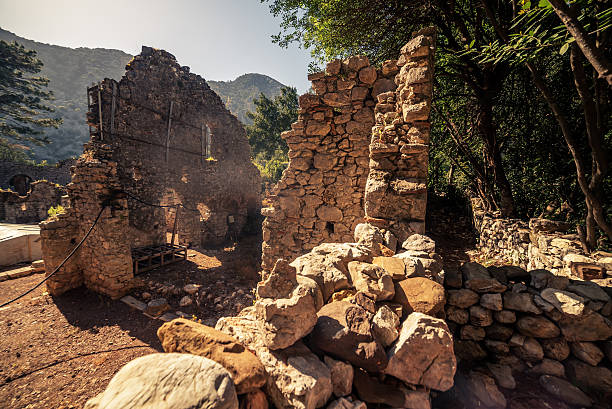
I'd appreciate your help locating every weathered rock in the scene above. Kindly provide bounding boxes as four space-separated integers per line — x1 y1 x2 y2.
530 269 569 290
494 310 516 324
216 310 332 409
503 292 542 314
528 358 565 377
257 259 297 299
256 283 318 350
460 325 485 341
372 256 406 280
385 312 456 391
513 337 544 362
157 319 265 394
402 234 435 253
354 223 384 247
324 356 353 398
347 261 394 301
485 339 510 355
310 301 387 372
146 298 169 316
444 268 463 288
469 305 493 327
565 358 612 402
540 288 586 317
539 375 592 407
84 353 238 409
453 370 507 409
541 337 571 361
486 363 516 389
446 306 469 325
557 309 612 341
297 275 325 312
485 324 513 341
240 389 268 409
372 305 400 346
480 293 503 311
533 295 555 312
567 281 611 303
570 342 604 366
516 316 560 339
461 262 507 293
447 289 480 308
392 277 445 316
326 398 366 409
454 339 487 361
353 368 431 409
183 283 200 295
179 295 192 307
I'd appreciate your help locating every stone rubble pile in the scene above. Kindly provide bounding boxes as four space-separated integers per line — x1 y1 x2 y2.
444 261 612 408
472 198 611 279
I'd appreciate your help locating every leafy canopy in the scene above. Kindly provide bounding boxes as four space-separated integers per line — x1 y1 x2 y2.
0 40 61 149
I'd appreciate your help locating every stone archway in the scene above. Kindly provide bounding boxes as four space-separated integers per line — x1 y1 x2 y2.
9 174 33 196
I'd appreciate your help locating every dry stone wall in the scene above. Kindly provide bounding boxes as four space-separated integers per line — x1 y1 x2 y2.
0 180 66 224
40 46 260 299
472 198 611 279
0 159 74 193
444 261 612 408
262 28 435 271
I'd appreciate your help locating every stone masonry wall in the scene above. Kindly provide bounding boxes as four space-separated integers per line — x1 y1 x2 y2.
261 28 436 271
0 180 66 224
472 198 611 279
0 159 74 192
444 262 612 408
40 47 261 298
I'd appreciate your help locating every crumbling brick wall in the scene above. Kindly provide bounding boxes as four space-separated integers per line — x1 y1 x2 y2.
40 46 261 298
0 180 66 224
261 28 436 270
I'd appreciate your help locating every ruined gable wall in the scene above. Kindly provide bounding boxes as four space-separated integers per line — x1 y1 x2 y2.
40 47 261 298
261 56 399 271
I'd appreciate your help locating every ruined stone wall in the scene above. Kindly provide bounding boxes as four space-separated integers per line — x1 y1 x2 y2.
444 262 612 408
0 159 74 191
262 28 435 271
40 47 261 298
0 180 66 224
364 28 435 244
472 198 611 279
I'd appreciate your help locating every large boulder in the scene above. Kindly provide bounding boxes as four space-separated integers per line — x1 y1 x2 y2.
291 243 373 301
157 318 265 394
323 356 353 398
565 358 612 402
516 316 560 339
392 277 445 316
216 308 332 409
385 312 456 391
309 301 388 372
372 305 400 346
347 261 394 301
401 234 435 253
84 353 238 409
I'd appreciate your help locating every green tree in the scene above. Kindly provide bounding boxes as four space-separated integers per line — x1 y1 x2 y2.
0 40 61 158
245 86 299 184
246 86 298 160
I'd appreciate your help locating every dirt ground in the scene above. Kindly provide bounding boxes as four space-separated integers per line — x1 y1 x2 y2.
0 234 262 409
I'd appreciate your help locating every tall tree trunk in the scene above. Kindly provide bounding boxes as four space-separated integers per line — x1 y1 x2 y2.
548 0 612 86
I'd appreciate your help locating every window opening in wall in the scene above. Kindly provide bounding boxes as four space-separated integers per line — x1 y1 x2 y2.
325 222 335 234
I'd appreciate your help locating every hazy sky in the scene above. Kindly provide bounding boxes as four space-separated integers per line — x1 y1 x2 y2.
0 0 313 92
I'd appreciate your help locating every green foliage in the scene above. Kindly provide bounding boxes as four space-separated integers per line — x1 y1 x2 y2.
0 39 62 159
47 204 65 219
245 86 298 185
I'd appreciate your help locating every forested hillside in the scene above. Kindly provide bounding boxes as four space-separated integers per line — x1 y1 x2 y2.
0 28 285 162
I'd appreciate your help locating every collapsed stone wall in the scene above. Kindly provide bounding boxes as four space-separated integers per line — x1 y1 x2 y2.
0 159 74 193
0 180 66 224
40 46 260 299
444 262 612 408
472 198 611 279
261 28 435 271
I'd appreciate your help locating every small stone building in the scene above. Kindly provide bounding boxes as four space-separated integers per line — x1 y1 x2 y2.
40 46 260 298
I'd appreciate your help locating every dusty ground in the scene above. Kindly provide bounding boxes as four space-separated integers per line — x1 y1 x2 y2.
0 234 262 409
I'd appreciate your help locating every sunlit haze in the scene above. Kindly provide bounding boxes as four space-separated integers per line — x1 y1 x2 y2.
0 0 313 92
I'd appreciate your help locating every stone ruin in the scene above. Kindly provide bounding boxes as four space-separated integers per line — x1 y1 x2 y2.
0 180 66 224
261 27 431 271
39 46 260 299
